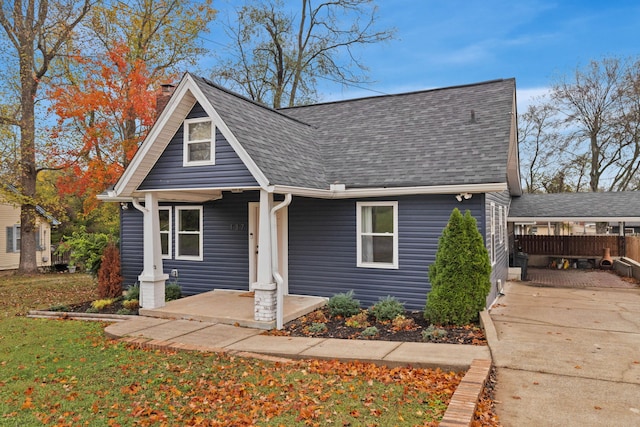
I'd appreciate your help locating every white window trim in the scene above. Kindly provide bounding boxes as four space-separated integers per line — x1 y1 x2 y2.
10 224 20 253
356 201 399 269
175 206 203 261
159 207 172 259
490 202 496 266
498 205 504 244
183 117 214 166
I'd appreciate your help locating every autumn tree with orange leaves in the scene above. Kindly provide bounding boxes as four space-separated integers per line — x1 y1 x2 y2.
48 0 216 214
49 43 158 211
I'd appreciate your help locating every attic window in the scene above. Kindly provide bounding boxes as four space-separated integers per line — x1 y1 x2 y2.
183 118 214 166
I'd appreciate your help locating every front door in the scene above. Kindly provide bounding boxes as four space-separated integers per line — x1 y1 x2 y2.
248 202 288 292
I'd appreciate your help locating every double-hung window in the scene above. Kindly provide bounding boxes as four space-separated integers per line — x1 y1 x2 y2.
176 206 203 260
490 203 496 265
357 201 398 269
6 225 20 252
159 207 172 259
183 118 214 166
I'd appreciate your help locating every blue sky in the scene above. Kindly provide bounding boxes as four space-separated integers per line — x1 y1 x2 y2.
206 1 640 112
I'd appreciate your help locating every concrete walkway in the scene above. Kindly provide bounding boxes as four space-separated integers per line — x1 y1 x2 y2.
104 316 489 372
489 279 640 426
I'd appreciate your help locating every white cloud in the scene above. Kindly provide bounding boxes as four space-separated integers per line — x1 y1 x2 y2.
516 87 551 113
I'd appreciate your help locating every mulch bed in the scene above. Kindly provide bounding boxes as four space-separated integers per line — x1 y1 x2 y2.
54 299 138 315
263 306 487 345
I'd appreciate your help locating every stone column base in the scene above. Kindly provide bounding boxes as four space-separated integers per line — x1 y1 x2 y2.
253 282 276 322
139 274 169 309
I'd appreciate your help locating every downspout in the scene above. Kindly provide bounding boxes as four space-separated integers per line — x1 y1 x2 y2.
131 198 147 214
130 198 148 304
270 193 292 329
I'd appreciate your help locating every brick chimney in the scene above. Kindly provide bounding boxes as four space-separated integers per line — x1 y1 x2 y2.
156 83 176 115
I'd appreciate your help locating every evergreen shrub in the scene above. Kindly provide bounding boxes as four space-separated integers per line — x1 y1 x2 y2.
424 209 491 325
369 296 405 322
327 290 361 317
97 242 123 299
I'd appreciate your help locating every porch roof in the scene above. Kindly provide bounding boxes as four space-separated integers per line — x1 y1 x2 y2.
508 192 640 222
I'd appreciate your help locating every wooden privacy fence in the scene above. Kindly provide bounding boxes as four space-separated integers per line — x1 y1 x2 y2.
515 235 623 257
626 236 640 263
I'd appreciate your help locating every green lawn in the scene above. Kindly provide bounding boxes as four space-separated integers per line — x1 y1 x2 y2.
0 273 463 426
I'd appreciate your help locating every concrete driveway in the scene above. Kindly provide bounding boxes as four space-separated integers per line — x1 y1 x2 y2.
489 274 640 426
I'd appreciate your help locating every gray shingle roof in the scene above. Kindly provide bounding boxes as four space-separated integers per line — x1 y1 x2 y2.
282 79 515 188
509 192 640 220
191 75 516 190
192 76 327 188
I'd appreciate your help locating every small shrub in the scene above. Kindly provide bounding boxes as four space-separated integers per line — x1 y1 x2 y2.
360 326 379 337
116 308 135 315
369 296 405 322
391 314 417 331
85 307 99 313
422 325 448 342
97 242 123 299
165 283 182 301
345 311 370 328
307 322 327 334
56 226 111 276
124 283 140 301
91 299 115 310
122 299 139 310
327 290 361 317
49 304 69 312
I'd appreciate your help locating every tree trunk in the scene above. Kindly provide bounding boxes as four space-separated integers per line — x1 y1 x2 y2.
18 55 39 274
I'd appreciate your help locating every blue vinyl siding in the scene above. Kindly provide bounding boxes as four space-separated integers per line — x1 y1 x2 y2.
287 194 484 310
120 191 496 311
485 191 510 305
139 103 258 190
120 191 258 295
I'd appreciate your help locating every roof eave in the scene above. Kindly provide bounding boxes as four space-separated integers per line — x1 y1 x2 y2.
269 182 508 199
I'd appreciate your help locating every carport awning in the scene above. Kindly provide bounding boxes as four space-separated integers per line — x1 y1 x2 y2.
508 192 640 223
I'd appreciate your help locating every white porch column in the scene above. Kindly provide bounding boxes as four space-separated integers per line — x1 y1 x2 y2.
135 193 168 308
253 189 276 322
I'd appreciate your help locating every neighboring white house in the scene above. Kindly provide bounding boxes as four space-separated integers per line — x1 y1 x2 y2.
1 196 59 272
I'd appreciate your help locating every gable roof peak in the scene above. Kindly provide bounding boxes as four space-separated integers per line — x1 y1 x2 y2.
187 73 314 128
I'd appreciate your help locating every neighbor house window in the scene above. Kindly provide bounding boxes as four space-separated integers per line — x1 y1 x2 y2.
183 118 214 166
490 203 496 265
357 201 398 269
176 206 203 260
6 224 20 252
159 207 171 259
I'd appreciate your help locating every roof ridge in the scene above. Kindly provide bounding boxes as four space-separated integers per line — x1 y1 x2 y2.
188 73 315 128
280 78 516 111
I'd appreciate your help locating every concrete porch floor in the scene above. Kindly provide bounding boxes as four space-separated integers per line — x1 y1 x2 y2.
139 290 327 330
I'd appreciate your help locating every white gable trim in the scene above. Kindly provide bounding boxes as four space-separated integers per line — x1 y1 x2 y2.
186 76 269 188
112 73 268 198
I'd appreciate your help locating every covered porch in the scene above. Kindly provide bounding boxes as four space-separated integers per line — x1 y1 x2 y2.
139 289 327 330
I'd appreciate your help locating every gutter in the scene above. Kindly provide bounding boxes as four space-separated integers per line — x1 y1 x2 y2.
270 193 292 330
268 182 509 199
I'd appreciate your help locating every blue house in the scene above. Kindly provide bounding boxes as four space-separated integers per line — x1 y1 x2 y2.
100 73 521 328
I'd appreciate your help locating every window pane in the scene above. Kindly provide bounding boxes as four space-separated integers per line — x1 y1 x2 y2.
188 121 211 141
188 141 211 162
362 206 393 233
159 210 170 232
361 235 393 263
179 210 200 232
179 234 200 256
160 233 169 256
